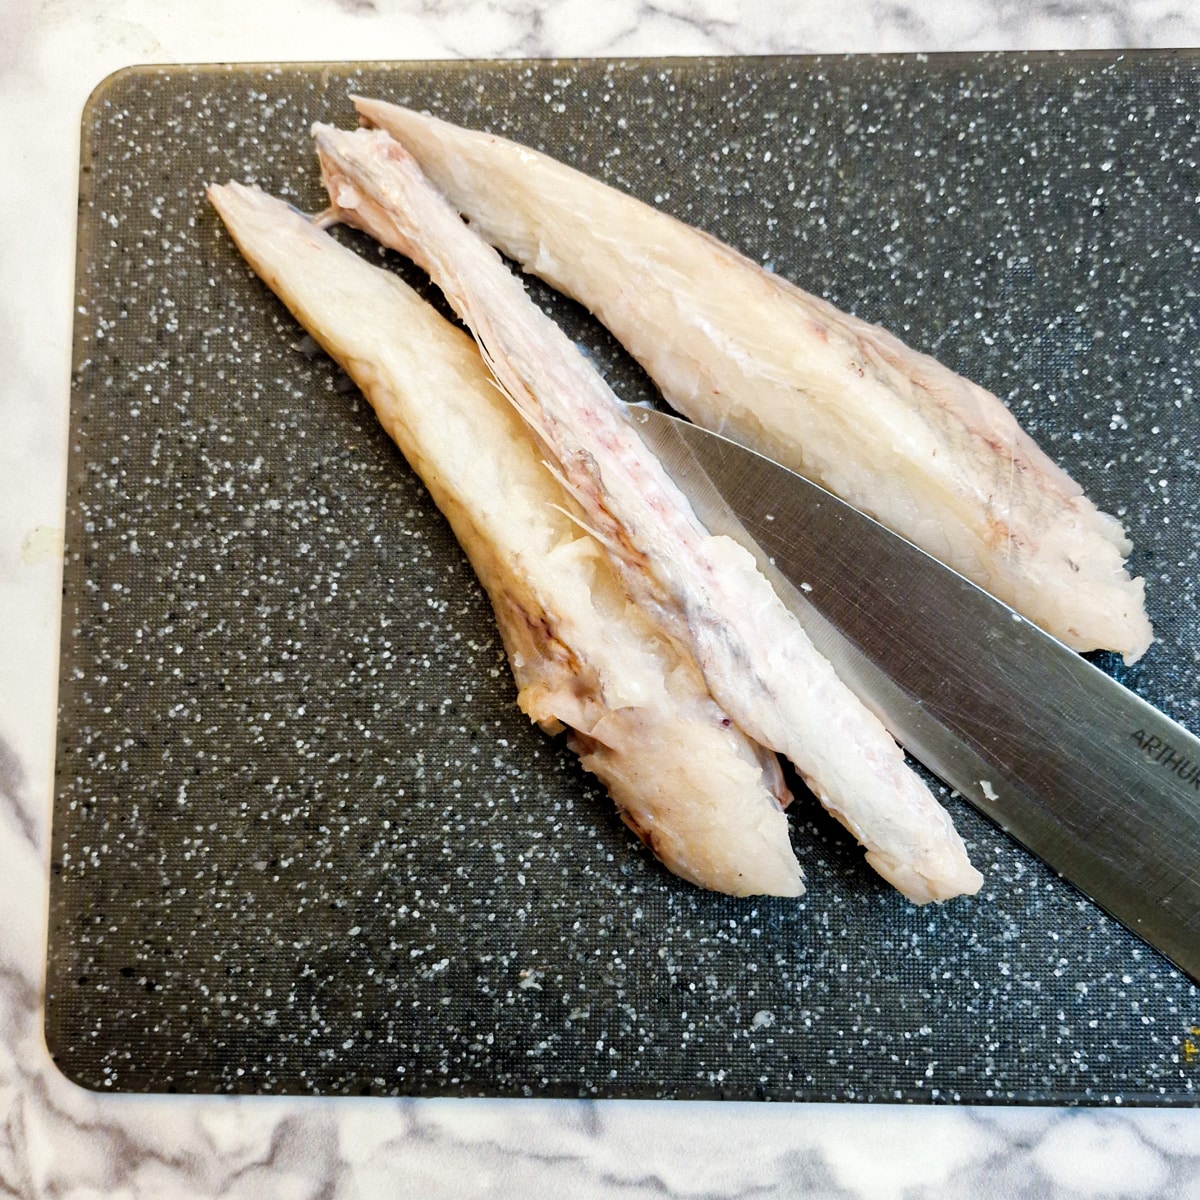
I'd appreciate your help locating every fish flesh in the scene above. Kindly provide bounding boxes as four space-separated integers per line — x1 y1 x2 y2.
313 126 983 903
206 180 803 898
312 125 983 903
352 98 1152 665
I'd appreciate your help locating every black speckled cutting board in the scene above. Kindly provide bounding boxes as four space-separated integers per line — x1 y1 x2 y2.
49 53 1200 1103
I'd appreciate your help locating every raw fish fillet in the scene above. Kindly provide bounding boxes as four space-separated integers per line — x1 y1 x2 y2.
312 126 983 903
207 181 803 898
353 98 1152 665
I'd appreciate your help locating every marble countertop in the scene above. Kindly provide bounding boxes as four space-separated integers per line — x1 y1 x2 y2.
4 1 1200 1195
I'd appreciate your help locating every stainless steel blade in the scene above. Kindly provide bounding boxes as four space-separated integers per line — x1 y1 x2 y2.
631 405 1200 984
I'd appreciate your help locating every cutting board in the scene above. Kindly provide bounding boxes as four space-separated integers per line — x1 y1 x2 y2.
48 53 1200 1103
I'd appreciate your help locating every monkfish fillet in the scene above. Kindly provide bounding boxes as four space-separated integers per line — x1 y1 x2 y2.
206 181 803 898
312 125 983 903
353 98 1152 665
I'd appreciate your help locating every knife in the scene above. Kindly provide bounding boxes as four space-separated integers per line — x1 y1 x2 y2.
630 405 1200 985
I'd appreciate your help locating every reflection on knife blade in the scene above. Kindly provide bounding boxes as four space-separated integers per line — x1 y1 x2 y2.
631 407 1200 985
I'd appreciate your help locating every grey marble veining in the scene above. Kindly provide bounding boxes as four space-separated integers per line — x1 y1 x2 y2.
4 0 1200 1196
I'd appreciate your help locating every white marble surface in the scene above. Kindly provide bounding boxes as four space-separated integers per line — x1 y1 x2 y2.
4 1 1200 1196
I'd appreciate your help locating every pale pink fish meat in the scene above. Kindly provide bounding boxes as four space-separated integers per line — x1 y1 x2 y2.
312 125 983 904
206 180 803 898
352 98 1153 665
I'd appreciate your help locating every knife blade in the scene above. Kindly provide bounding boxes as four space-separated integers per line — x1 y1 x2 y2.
630 405 1200 985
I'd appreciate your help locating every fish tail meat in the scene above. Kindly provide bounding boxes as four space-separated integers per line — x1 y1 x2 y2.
206 178 804 898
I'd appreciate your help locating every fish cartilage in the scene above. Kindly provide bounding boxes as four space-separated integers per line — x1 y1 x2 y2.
312 124 982 904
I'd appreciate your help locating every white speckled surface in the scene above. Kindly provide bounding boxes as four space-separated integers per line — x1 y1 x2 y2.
5 1 1200 1196
47 52 1200 1106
